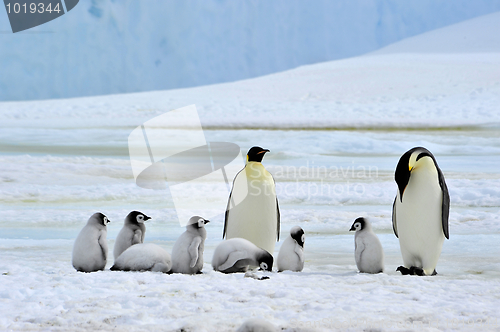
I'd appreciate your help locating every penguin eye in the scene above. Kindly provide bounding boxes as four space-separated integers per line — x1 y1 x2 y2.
198 218 204 227
137 215 144 223
103 217 108 225
301 234 305 243
260 262 268 271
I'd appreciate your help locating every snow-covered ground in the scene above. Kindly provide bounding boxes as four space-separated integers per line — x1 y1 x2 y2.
1 12 500 332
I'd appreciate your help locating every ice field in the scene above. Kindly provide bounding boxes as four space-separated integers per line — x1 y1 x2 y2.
1 12 500 332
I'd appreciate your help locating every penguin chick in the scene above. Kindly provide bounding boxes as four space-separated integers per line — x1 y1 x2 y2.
113 211 150 260
349 217 384 274
72 212 110 272
224 146 280 255
212 238 273 274
393 147 449 276
110 243 172 273
277 226 305 272
170 216 209 274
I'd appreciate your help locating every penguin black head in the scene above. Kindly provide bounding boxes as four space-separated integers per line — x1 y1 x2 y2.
349 217 366 232
247 146 270 163
257 250 274 272
395 147 438 202
126 211 151 225
91 212 110 226
290 226 305 248
187 215 210 229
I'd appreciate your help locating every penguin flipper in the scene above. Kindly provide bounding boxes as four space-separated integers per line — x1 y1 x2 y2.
188 236 202 268
438 168 450 240
223 186 235 240
392 197 398 238
132 229 143 245
294 243 304 264
276 197 280 241
355 238 365 264
223 201 230 239
218 250 247 271
98 232 108 262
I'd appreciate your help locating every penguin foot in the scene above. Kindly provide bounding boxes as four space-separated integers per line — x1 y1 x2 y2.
410 266 425 276
396 266 412 275
397 266 431 276
432 269 438 276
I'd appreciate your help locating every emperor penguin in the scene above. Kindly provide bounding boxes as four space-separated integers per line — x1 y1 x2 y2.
349 217 384 274
110 243 172 273
277 226 305 272
393 147 450 276
223 146 280 255
113 211 150 260
171 216 210 274
72 212 110 272
212 238 274 273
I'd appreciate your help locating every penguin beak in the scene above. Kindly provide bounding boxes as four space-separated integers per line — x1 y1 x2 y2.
144 216 151 221
204 219 210 224
349 225 355 231
258 149 270 154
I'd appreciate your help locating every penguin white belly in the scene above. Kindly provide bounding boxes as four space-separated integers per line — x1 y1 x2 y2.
277 237 303 272
171 233 204 274
72 227 106 272
396 168 444 275
226 163 277 254
355 233 384 274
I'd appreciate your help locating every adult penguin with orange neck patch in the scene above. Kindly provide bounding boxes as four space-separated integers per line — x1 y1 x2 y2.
393 147 450 276
223 146 280 255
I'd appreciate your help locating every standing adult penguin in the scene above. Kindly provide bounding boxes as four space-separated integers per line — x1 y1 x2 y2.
349 217 384 274
72 212 110 272
223 146 280 254
170 216 209 274
393 147 450 276
113 211 150 260
277 226 305 272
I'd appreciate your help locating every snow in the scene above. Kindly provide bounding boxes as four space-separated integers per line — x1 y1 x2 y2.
2 1 500 101
1 11 500 332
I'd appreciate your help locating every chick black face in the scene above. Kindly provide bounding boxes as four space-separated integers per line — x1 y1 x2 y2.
92 212 110 226
290 226 305 248
258 250 274 271
247 146 270 163
187 216 210 229
349 217 366 232
126 211 151 225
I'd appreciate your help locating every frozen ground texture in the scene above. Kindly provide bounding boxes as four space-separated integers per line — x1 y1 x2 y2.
1 12 500 332
2 0 500 101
